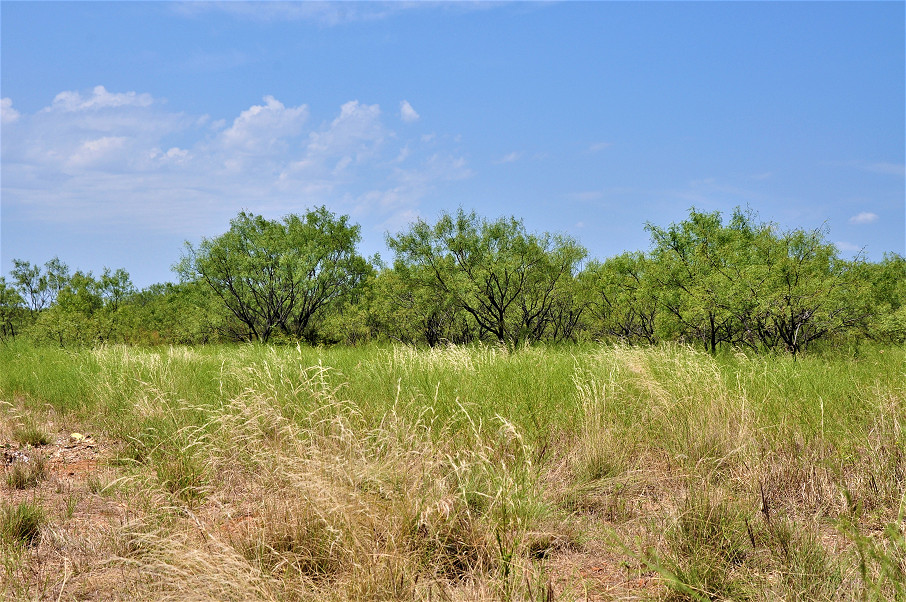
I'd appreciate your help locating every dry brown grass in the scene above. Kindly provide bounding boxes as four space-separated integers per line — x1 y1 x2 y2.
1 343 904 600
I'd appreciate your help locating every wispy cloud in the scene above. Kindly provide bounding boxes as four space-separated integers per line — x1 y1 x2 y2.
671 176 797 209
48 85 153 112
172 1 446 26
833 160 906 178
862 162 906 177
588 141 612 152
496 151 522 164
835 241 862 253
568 190 604 202
1 87 470 235
173 1 505 26
849 211 879 225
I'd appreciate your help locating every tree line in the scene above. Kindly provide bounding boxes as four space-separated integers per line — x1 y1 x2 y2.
2 206 904 353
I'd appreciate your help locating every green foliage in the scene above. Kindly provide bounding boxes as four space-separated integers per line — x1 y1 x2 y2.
582 251 658 344
755 228 870 353
15 266 140 347
99 267 136 311
387 208 587 347
365 267 475 346
179 208 371 343
859 253 906 343
643 207 869 353
0 207 899 352
0 277 26 339
645 208 768 352
0 339 100 414
117 281 224 344
11 257 70 312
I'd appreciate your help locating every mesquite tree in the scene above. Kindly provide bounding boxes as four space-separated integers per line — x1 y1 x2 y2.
178 208 371 343
387 209 586 347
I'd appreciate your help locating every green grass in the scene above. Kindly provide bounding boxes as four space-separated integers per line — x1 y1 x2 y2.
1 501 46 548
11 421 52 446
0 340 903 600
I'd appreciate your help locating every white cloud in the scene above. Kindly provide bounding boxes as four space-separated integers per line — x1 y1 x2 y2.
219 95 308 155
588 142 611 152
1 98 20 124
150 147 191 165
48 85 153 112
849 211 879 225
66 136 129 169
400 100 420 123
2 87 470 236
304 100 384 161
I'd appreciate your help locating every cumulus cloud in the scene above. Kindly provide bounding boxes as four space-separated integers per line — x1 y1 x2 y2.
1 98 20 124
219 95 308 155
849 211 879 225
400 100 420 123
2 86 470 235
305 100 384 161
0 91 189 180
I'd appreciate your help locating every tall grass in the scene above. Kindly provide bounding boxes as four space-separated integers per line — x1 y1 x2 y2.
0 340 903 599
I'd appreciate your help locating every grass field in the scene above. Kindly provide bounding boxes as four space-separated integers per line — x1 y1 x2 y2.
1 340 904 600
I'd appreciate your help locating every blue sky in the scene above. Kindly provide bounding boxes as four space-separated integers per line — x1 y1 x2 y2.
2 1 903 288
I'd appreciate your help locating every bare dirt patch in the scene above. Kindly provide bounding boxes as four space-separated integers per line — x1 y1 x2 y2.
1 410 135 601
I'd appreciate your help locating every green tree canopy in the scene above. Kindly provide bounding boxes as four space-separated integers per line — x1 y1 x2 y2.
387 209 586 347
645 207 868 353
0 277 25 339
11 257 70 312
178 208 371 343
582 251 658 345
